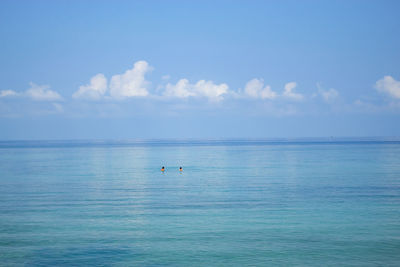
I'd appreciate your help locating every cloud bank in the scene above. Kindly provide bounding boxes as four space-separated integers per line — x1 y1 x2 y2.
70 61 304 102
9 60 399 117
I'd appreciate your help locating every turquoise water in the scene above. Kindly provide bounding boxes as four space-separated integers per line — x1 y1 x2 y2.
1 140 400 266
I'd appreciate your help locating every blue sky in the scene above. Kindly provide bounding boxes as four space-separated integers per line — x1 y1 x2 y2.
0 0 399 139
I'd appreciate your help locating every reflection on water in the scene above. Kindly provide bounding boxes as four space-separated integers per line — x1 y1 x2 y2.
1 142 400 266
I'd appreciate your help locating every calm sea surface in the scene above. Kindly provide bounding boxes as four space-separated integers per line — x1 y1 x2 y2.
1 140 400 266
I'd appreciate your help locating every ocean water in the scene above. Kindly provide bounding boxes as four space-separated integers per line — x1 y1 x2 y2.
1 139 400 266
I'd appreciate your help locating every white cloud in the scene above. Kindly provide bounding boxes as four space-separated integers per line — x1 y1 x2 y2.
164 79 229 101
320 88 338 102
165 79 195 98
109 60 152 99
244 78 277 99
283 82 303 100
315 83 339 102
1 84 62 101
73 73 107 100
26 82 62 101
375 75 400 99
195 80 229 100
53 103 64 112
0 90 18 97
354 99 380 112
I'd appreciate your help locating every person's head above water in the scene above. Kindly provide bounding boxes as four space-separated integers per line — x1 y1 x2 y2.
179 166 182 171
161 166 165 171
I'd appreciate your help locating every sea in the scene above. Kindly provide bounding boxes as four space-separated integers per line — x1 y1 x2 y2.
1 138 400 266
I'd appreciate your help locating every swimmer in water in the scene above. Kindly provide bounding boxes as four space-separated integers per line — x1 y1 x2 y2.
161 166 165 172
179 167 183 172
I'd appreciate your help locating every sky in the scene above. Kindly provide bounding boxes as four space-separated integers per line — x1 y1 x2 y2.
0 0 399 140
